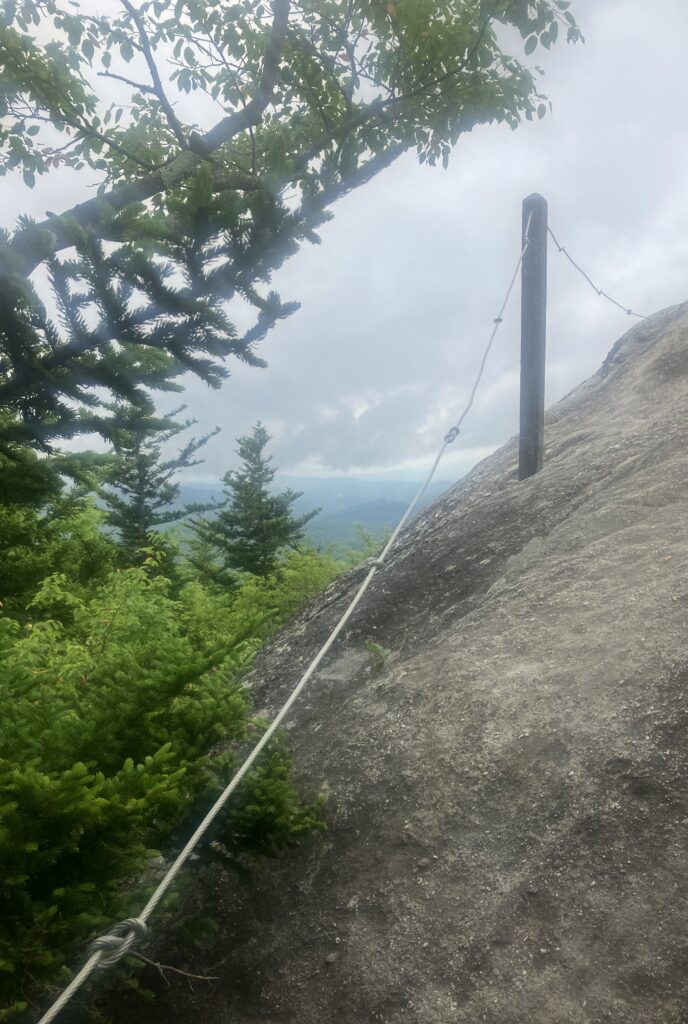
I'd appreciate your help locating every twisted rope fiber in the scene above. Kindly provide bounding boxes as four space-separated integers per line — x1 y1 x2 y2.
547 225 647 319
34 216 534 1024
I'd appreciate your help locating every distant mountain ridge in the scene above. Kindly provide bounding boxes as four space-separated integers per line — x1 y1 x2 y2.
305 499 408 548
177 476 453 550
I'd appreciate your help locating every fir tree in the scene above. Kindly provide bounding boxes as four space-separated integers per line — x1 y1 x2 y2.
100 399 219 565
192 422 317 580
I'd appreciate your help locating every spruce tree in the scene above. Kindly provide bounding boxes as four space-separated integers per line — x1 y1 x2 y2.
100 399 219 565
192 422 317 580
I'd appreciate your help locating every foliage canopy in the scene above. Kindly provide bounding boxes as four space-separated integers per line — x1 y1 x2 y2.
0 0 581 463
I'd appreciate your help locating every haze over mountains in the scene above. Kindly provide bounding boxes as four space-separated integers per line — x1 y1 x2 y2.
178 476 453 550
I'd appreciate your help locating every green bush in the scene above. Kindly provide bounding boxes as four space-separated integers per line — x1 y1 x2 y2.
177 545 345 649
0 550 334 1021
0 496 117 620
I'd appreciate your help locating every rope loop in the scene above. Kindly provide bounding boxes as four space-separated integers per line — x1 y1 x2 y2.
444 425 460 444
88 918 147 968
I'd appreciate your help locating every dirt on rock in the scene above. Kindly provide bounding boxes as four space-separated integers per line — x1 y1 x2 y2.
111 304 688 1024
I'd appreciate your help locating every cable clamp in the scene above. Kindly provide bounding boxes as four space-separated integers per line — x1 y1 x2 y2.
444 426 460 444
88 918 147 968
493 316 503 324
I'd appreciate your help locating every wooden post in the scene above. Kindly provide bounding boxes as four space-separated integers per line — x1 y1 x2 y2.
519 193 548 481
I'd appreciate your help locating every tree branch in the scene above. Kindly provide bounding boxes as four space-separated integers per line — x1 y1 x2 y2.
97 70 158 95
74 118 159 172
8 0 291 276
128 950 219 987
119 0 188 148
189 0 289 156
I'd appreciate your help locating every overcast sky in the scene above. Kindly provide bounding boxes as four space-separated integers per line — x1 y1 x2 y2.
7 0 688 482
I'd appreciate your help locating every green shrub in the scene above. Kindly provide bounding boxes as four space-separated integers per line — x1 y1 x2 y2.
365 640 392 673
229 546 345 627
0 496 117 620
0 556 329 1020
177 545 345 650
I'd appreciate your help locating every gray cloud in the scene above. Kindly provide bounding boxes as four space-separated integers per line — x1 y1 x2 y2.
6 0 688 481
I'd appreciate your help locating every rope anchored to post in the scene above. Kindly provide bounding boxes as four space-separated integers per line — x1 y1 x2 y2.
443 209 534 451
36 201 654 1024
33 208 534 1024
547 225 647 319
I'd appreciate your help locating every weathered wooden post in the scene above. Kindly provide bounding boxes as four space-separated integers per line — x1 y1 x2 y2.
519 193 548 480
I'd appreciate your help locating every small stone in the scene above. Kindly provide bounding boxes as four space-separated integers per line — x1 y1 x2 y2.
325 953 338 964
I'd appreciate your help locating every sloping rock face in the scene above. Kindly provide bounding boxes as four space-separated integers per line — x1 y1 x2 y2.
138 305 688 1023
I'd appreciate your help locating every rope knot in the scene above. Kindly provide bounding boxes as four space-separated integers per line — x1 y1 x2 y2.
366 557 385 571
88 918 147 968
444 425 460 444
493 316 503 324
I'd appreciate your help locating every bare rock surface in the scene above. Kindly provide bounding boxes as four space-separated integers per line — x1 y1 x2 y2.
126 304 688 1023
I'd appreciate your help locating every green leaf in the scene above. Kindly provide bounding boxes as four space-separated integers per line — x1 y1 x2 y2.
22 168 35 187
524 35 538 55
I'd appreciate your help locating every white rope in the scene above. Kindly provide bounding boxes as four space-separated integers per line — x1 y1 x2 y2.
547 224 648 319
442 209 533 444
34 216 533 1024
